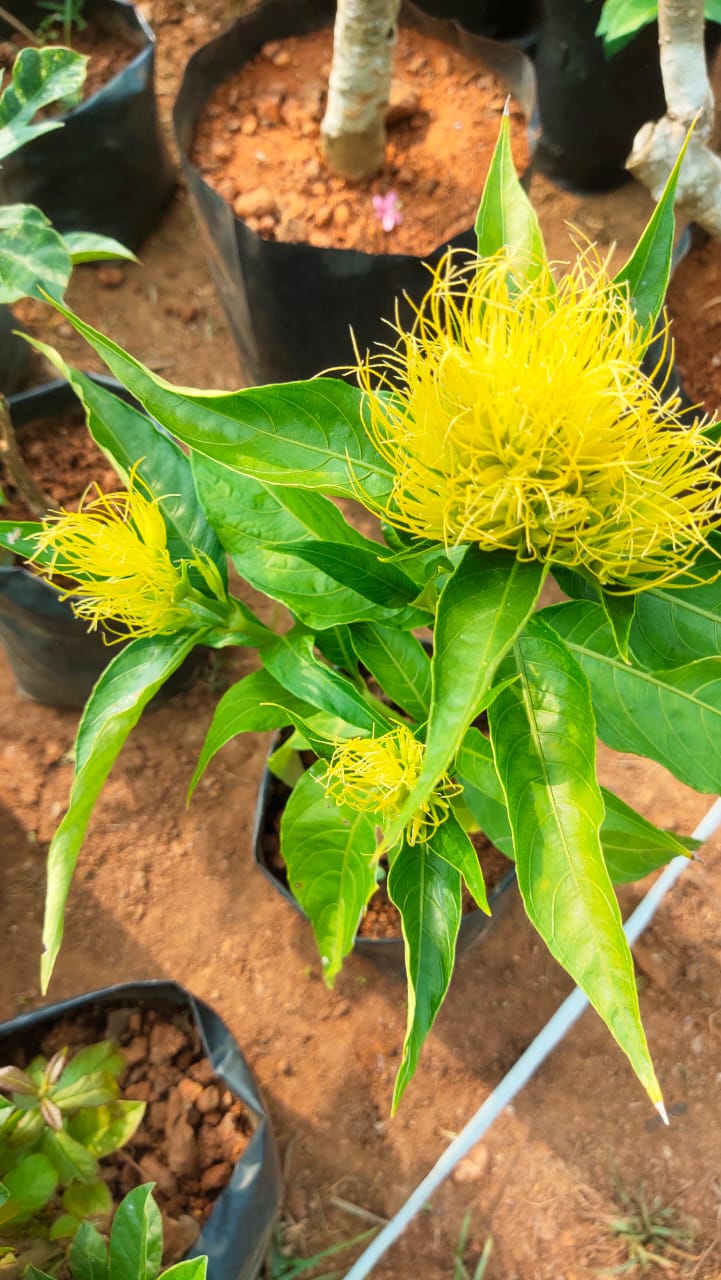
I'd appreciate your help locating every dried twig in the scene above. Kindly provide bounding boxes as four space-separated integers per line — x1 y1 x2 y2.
0 393 53 518
0 5 41 44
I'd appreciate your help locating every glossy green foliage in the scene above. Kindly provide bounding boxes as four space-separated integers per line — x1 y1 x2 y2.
25 111 719 1114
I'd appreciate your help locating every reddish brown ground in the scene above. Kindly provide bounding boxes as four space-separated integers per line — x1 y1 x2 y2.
2 3 721 1278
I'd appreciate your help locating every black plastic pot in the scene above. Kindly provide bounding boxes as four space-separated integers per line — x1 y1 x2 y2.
0 0 175 252
415 0 541 47
0 375 199 708
252 753 517 980
534 0 721 192
0 981 282 1280
0 304 33 396
173 0 536 385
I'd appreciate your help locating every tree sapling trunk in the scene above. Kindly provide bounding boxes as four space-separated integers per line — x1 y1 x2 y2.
626 0 721 237
320 0 402 182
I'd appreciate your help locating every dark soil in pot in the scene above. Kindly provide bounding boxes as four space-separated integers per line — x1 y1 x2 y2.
173 0 535 383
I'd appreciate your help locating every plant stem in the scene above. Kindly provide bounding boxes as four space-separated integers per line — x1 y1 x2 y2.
626 0 721 237
0 395 53 518
0 5 41 44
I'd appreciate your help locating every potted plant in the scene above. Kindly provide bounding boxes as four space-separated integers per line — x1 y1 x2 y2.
0 43 135 393
0 0 175 252
534 0 721 191
252 733 517 978
3 113 716 1120
0 981 282 1280
172 0 536 383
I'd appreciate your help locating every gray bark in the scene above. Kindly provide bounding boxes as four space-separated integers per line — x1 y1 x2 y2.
626 0 721 238
320 0 402 182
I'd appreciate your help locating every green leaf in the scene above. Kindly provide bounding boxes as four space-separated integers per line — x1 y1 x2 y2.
0 204 71 303
49 1212 81 1240
546 599 721 793
58 1042 126 1087
188 669 317 799
69 1220 110 1280
457 726 692 883
488 614 661 1104
159 1262 207 1280
25 350 226 579
599 590 636 663
41 631 198 992
62 233 137 265
0 1154 57 1225
280 765 378 984
191 455 404 628
41 1129 99 1183
601 790 694 882
475 108 546 275
0 47 86 160
52 1072 119 1110
109 1184 162 1280
386 549 546 848
350 623 431 722
388 840 462 1111
39 301 394 501
629 541 721 667
0 519 47 564
67 1102 145 1159
262 633 390 734
614 124 695 330
63 1179 113 1221
426 813 490 912
275 540 424 614
596 0 657 54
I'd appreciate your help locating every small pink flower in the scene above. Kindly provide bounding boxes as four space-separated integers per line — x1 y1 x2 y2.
372 190 402 233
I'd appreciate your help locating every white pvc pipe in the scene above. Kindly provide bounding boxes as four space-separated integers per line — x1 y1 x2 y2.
343 796 721 1280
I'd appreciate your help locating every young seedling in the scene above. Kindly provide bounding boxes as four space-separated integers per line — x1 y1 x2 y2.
599 1183 697 1274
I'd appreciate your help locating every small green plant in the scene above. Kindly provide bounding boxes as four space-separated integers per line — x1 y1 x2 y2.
0 1039 145 1273
0 45 135 307
26 1183 208 1280
599 1184 696 1274
452 1213 493 1280
263 1223 375 1280
36 0 87 48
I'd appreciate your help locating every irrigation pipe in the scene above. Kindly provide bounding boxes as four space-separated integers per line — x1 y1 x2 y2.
343 795 721 1280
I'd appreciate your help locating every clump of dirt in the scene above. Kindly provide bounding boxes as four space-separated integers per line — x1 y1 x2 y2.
191 23 528 255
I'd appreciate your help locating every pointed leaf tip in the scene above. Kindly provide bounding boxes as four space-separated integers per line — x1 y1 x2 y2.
655 1099 670 1126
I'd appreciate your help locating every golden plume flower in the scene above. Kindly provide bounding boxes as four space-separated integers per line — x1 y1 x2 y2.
31 470 218 640
357 248 721 589
323 723 461 846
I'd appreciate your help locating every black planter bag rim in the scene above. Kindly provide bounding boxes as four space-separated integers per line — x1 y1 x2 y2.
0 374 200 708
0 0 176 251
0 979 282 1280
252 740 517 980
172 0 537 384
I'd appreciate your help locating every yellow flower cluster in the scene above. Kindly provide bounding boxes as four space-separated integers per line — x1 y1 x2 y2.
32 473 206 639
357 249 721 589
323 723 461 846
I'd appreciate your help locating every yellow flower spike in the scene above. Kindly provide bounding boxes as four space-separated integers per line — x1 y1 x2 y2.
31 469 215 641
323 723 462 846
357 247 721 590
